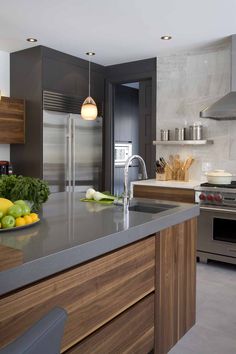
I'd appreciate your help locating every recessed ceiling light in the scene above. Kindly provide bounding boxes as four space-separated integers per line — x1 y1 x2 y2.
161 35 172 40
26 38 37 43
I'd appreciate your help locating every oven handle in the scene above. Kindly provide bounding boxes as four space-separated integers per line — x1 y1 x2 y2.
200 206 236 214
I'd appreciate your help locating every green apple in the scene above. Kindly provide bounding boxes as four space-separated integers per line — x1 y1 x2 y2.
7 205 23 218
14 200 27 207
1 215 15 229
21 204 31 216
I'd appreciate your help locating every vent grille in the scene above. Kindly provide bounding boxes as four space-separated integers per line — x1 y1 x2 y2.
43 91 103 116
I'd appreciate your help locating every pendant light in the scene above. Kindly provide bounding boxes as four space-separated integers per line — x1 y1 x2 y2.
81 52 98 120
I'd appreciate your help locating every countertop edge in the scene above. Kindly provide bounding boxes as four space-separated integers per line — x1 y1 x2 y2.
0 204 199 296
131 179 202 189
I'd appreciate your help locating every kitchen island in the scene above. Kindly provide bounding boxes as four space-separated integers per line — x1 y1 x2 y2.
0 192 199 354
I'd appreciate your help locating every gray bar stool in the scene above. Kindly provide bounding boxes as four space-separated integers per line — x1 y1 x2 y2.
0 307 67 354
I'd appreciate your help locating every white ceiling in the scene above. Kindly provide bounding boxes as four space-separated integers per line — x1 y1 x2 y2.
0 0 236 65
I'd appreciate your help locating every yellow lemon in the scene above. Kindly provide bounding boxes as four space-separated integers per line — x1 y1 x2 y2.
0 198 13 216
30 213 39 222
15 217 26 227
23 215 33 225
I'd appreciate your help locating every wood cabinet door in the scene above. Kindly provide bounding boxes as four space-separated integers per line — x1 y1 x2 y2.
0 97 25 144
0 236 155 352
155 218 197 354
66 293 154 354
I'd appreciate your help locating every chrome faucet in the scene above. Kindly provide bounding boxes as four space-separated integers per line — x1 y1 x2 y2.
123 155 148 206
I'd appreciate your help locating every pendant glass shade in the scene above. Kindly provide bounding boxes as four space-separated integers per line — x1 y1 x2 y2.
81 51 98 120
81 96 98 120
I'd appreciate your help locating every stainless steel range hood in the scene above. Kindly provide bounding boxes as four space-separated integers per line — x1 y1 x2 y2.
200 35 236 120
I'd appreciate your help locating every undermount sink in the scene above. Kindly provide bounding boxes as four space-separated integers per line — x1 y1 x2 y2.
128 202 177 214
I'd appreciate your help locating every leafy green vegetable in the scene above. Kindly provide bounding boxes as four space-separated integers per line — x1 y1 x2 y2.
0 175 50 211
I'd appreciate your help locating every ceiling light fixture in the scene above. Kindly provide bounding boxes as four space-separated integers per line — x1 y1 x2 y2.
161 35 172 40
26 38 37 42
81 52 98 121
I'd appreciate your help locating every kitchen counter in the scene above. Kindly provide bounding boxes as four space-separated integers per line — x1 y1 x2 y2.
131 178 202 190
0 192 199 295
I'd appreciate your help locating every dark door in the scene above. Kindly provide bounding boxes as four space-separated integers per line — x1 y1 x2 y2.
139 79 155 177
114 85 139 195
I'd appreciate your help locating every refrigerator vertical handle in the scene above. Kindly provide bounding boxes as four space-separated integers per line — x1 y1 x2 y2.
72 118 76 192
67 116 72 192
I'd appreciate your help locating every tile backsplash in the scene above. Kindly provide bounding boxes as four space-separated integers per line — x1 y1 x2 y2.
156 40 235 181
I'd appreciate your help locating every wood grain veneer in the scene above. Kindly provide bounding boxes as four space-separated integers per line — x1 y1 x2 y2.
0 244 23 272
0 236 155 352
0 96 25 144
133 185 195 203
66 293 154 354
155 218 197 354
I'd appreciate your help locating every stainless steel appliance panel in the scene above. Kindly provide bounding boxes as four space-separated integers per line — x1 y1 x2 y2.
43 110 69 192
70 114 102 192
43 111 102 193
198 207 236 258
114 142 132 167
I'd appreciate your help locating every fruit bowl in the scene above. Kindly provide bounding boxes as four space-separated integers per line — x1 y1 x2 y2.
0 219 40 232
0 198 40 231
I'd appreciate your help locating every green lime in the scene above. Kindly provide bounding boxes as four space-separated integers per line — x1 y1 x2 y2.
7 205 23 218
1 215 15 229
14 200 27 207
21 204 31 216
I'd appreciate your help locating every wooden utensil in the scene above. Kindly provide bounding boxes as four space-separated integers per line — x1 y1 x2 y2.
184 156 194 171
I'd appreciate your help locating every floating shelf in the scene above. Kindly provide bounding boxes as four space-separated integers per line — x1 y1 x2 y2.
153 140 214 146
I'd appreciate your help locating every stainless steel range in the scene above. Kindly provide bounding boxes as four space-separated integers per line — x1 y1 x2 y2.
195 182 236 264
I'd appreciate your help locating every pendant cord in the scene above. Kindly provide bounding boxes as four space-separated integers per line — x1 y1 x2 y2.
89 57 91 98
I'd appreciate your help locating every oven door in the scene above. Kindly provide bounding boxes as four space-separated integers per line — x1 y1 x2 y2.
198 206 236 257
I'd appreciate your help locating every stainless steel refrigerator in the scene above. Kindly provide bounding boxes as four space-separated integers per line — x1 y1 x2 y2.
43 110 102 193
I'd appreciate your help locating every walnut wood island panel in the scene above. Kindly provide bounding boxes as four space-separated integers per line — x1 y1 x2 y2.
134 184 195 203
0 193 199 354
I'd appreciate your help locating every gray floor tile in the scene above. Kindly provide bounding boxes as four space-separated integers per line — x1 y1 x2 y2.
169 261 236 354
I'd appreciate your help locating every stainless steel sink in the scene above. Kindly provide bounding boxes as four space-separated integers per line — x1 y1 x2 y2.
128 202 177 214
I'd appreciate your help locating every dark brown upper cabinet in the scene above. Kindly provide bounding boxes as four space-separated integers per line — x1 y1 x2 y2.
0 96 25 144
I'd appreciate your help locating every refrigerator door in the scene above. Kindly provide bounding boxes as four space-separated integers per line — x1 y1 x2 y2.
70 114 102 192
43 110 70 192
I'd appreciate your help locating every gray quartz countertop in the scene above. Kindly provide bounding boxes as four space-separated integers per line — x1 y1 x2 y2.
0 192 199 295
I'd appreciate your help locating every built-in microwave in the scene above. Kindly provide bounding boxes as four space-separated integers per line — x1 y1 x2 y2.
114 142 132 166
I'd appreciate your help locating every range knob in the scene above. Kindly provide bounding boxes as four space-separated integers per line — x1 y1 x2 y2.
214 194 222 202
199 193 207 201
207 194 214 202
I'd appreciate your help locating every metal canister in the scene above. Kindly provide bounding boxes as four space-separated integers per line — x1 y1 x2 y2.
189 125 203 140
175 128 186 141
160 129 170 141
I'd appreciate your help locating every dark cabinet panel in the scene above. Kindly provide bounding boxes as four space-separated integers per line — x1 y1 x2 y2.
42 57 104 104
139 80 154 177
10 46 43 177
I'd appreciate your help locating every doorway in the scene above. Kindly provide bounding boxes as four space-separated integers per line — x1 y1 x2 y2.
104 58 156 192
113 82 140 195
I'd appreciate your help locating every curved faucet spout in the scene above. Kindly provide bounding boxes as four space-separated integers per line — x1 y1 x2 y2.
123 155 148 205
